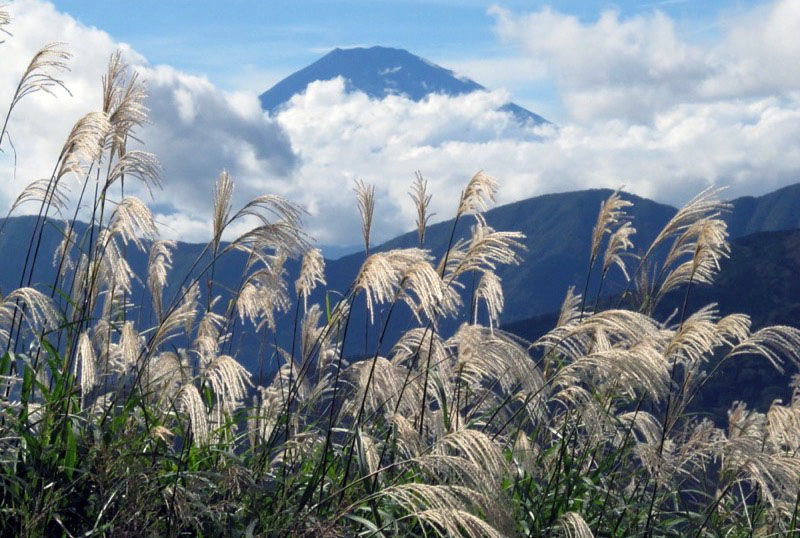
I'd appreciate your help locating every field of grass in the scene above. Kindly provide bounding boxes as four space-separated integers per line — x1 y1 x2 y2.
2 11 800 537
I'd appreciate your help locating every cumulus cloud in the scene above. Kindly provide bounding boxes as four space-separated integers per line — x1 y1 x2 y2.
2 0 799 248
489 1 800 123
267 0 800 245
0 0 295 242
272 78 552 243
273 78 800 244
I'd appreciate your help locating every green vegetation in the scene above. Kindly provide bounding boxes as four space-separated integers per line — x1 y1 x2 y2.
2 12 800 537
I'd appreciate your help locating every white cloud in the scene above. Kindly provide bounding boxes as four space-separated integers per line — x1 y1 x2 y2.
264 0 800 245
2 0 799 249
0 0 295 242
273 78 800 244
489 0 800 123
273 78 553 244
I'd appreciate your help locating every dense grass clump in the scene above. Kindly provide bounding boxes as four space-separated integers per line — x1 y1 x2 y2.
2 11 800 537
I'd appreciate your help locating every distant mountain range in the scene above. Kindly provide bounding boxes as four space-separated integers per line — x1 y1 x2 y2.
2 183 799 363
4 180 800 423
259 45 549 126
324 183 800 323
4 183 798 422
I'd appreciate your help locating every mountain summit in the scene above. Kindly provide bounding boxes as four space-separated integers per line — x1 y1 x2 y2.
259 46 548 125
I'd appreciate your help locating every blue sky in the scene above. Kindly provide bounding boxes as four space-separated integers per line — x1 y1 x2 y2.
2 0 798 244
48 1 761 121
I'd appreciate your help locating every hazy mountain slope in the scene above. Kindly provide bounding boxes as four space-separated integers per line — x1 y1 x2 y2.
259 46 548 125
726 183 800 237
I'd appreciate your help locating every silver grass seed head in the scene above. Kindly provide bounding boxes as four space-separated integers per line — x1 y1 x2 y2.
556 286 583 328
76 331 97 401
234 194 305 230
390 328 447 371
295 247 325 310
474 271 504 329
380 481 512 536
91 319 112 367
237 268 290 332
101 52 149 154
392 412 423 457
204 354 252 423
442 223 526 283
766 401 800 452
106 150 161 194
457 170 498 217
617 410 663 446
118 321 141 373
728 325 800 374
300 303 324 363
193 307 226 368
354 179 375 252
356 430 381 477
57 111 111 181
664 305 720 357
12 178 70 217
454 323 482 371
150 292 200 357
345 356 409 418
227 194 308 257
70 253 89 310
176 383 209 446
180 283 200 337
52 223 76 277
715 313 751 345
0 287 59 341
147 239 176 321
557 512 594 538
11 42 71 110
249 386 283 446
397 259 452 324
657 217 730 301
109 196 157 251
647 187 730 259
229 220 308 262
409 171 433 246
146 351 186 401
102 50 126 115
615 343 670 403
591 189 632 263
512 430 537 475
212 170 233 249
602 220 637 280
354 248 430 323
94 228 134 295
432 429 509 488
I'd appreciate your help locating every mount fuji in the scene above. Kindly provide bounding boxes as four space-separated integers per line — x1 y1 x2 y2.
259 45 549 126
